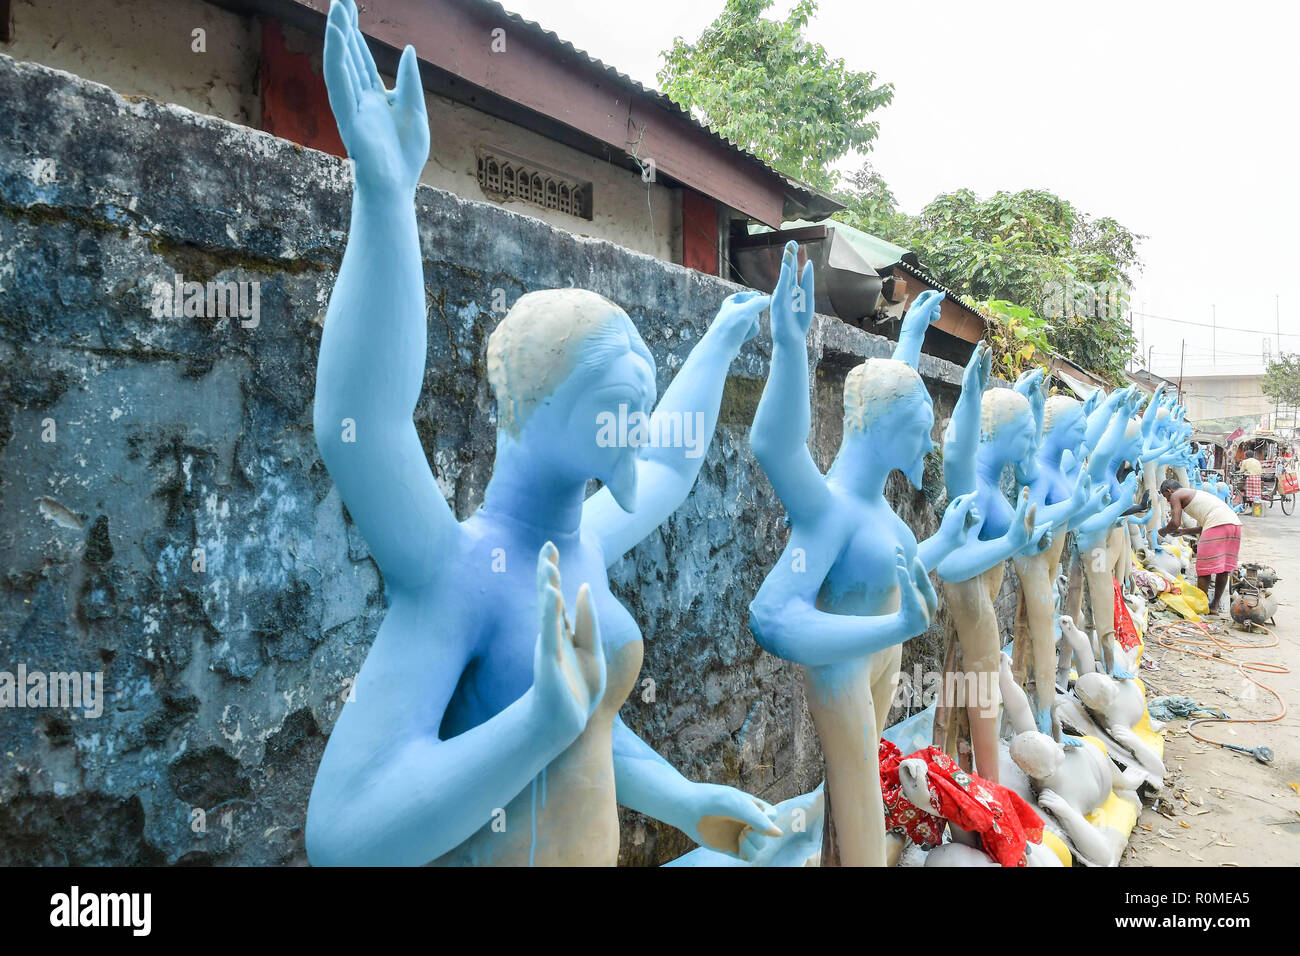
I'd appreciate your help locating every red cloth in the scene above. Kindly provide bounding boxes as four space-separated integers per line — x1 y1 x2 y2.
880 739 947 849
1113 576 1140 650
880 741 1043 866
1245 474 1262 502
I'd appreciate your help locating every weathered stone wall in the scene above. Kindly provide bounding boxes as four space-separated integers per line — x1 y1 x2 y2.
0 55 1009 865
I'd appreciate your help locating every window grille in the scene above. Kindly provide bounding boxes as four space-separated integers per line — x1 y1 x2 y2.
477 149 592 220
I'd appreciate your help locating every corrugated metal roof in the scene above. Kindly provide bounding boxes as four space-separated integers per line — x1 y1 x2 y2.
479 0 841 213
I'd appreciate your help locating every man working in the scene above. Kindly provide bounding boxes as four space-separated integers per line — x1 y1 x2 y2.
1240 450 1263 506
1158 479 1242 616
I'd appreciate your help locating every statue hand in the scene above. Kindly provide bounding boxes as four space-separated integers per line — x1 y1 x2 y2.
707 290 770 353
532 543 606 744
1011 493 1039 550
908 289 946 328
1070 471 1091 510
1032 523 1054 554
769 241 814 348
962 341 992 395
1014 366 1045 398
941 492 981 549
1037 787 1070 817
324 0 429 197
895 548 932 633
684 783 781 858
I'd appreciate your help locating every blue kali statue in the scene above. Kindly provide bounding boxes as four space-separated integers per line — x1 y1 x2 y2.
748 242 981 865
305 0 786 866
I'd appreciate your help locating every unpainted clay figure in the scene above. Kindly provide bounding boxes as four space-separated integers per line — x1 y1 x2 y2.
1000 652 1142 866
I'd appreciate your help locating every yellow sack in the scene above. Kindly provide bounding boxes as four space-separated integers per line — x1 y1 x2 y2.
1042 830 1073 866
1079 737 1140 842
1158 578 1209 621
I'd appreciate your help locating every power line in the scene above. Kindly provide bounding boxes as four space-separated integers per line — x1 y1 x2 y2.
1133 309 1299 337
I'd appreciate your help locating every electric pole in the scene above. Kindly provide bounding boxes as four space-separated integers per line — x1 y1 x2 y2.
1178 339 1186 405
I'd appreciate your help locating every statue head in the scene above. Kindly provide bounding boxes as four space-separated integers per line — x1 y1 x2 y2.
980 388 1037 472
1009 731 1063 781
1073 672 1119 713
1043 395 1085 458
487 289 656 512
841 358 934 489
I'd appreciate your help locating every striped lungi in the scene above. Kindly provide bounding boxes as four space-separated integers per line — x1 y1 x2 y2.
1245 475 1262 501
1197 524 1242 576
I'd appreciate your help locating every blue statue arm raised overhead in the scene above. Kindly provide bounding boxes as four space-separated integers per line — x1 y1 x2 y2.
312 0 456 590
1086 391 1139 485
747 241 830 525
941 340 990 500
1140 384 1167 441
917 342 989 569
611 717 782 857
1084 385 1130 451
750 537 934 667
1014 367 1048 434
582 289 770 565
306 543 606 866
892 290 946 369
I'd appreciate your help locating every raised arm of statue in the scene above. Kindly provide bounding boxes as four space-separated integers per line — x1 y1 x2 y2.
1140 384 1167 440
892 290 946 369
1014 367 1048 433
941 341 990 500
1084 386 1128 450
1086 392 1139 484
581 289 769 566
313 0 460 589
747 241 829 525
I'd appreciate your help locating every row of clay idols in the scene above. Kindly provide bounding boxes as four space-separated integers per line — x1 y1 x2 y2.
303 1 1191 866
744 240 1193 865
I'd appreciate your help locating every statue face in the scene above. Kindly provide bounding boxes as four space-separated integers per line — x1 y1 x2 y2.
1057 406 1087 456
882 387 935 488
518 315 657 514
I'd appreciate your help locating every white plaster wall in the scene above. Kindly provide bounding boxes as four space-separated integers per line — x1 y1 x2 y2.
1181 375 1270 422
412 87 682 264
1 0 261 125
3 0 682 263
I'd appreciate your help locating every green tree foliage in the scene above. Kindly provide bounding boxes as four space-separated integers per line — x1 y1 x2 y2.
1262 352 1300 407
658 0 893 192
658 5 1142 382
838 179 1144 382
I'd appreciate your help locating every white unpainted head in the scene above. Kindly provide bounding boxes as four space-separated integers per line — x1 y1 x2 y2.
1009 731 1064 781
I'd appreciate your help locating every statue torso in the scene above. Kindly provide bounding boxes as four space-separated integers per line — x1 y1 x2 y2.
431 512 643 865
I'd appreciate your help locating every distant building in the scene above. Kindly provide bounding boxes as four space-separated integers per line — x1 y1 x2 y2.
1177 373 1271 423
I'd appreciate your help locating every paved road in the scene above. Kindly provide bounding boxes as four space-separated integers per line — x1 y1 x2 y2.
1121 505 1300 866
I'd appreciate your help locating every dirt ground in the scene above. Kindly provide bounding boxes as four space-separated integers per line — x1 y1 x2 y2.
1120 505 1300 867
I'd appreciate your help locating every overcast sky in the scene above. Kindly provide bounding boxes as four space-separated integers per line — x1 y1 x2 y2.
503 0 1300 379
